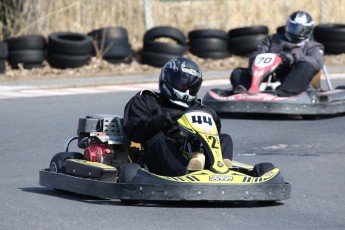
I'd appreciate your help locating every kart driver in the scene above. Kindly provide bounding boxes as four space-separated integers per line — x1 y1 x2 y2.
230 10 325 97
123 57 233 176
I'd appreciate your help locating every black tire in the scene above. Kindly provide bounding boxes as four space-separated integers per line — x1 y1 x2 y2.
143 26 186 45
228 25 269 38
48 32 93 55
188 29 228 40
192 50 230 59
252 162 275 177
87 26 128 40
228 34 266 55
140 51 181 67
47 52 91 69
276 25 285 34
0 60 5 73
49 152 84 173
319 41 345 54
93 39 132 58
7 50 44 64
314 23 345 42
0 42 8 58
189 37 228 53
336 85 345 90
5 35 46 51
118 163 141 183
143 40 186 55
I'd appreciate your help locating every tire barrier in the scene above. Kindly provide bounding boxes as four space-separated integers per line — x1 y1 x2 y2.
188 29 230 59
5 35 46 69
88 27 132 64
47 32 93 69
314 24 345 54
228 25 268 56
0 41 8 73
141 26 187 67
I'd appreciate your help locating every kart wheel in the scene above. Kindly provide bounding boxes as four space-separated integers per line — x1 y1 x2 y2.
49 152 83 173
252 162 275 177
118 163 141 183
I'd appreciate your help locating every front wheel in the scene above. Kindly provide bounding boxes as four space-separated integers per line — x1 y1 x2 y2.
49 152 83 173
252 162 275 177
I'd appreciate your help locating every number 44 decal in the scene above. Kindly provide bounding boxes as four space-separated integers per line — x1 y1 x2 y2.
191 115 212 126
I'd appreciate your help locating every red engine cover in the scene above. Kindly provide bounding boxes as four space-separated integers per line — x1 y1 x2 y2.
84 144 111 163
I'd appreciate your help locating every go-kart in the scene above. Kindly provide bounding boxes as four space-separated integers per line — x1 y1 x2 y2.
203 53 345 118
39 110 291 204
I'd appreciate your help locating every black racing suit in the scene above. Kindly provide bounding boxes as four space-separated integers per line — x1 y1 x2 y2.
123 90 233 176
230 34 325 96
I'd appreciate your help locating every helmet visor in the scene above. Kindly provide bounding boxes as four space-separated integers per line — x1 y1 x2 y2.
286 21 313 38
165 68 203 96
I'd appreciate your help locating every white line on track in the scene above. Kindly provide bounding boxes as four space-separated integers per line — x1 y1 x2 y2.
0 79 230 100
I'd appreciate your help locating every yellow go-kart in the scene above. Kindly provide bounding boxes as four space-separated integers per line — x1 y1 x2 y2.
39 110 291 204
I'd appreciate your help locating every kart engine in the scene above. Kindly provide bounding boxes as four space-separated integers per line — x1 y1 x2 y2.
77 114 129 166
84 144 113 165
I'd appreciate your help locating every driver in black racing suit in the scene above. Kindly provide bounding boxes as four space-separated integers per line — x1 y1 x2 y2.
230 10 324 97
123 57 233 176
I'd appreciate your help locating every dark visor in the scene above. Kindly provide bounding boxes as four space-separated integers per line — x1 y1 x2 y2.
286 22 312 37
165 68 203 96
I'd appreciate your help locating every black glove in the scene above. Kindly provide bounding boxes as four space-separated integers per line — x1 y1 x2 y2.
278 52 295 66
152 110 175 132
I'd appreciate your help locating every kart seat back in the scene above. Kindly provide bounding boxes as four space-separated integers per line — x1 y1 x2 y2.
310 71 321 89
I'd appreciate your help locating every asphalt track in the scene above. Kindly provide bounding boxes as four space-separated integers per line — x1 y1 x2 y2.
0 69 345 230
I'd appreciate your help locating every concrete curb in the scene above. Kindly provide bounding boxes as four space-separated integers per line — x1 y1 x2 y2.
0 66 344 92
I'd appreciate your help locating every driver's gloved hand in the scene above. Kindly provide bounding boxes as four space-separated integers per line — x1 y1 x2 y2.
152 109 176 132
278 52 295 66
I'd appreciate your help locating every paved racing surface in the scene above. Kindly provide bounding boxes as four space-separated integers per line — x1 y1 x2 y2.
0 78 345 230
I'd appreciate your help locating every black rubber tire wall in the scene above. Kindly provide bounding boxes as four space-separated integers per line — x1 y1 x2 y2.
229 34 266 56
228 25 269 38
0 41 7 73
313 23 345 54
5 35 46 69
188 29 230 59
5 35 46 50
47 32 92 68
48 32 93 55
143 26 186 45
87 26 128 40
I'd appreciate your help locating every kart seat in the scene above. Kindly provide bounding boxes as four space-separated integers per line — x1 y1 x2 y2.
310 71 321 89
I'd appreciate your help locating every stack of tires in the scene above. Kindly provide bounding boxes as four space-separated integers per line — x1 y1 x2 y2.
141 26 187 67
47 32 93 69
228 25 268 56
5 35 46 69
313 24 345 54
87 27 132 64
0 41 8 74
188 29 230 59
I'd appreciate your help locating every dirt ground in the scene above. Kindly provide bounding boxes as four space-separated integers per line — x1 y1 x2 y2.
1 52 345 83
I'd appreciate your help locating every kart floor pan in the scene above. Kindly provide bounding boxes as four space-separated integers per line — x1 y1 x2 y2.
39 169 291 202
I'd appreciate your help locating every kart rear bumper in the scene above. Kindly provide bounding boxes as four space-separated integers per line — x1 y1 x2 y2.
39 169 291 202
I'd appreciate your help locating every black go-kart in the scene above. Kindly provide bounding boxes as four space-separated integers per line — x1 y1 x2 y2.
203 53 345 119
39 110 291 204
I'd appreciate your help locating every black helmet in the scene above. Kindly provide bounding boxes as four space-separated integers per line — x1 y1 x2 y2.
285 11 314 43
159 57 203 108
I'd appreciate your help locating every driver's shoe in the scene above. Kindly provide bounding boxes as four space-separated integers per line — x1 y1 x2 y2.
187 152 205 172
223 158 232 168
